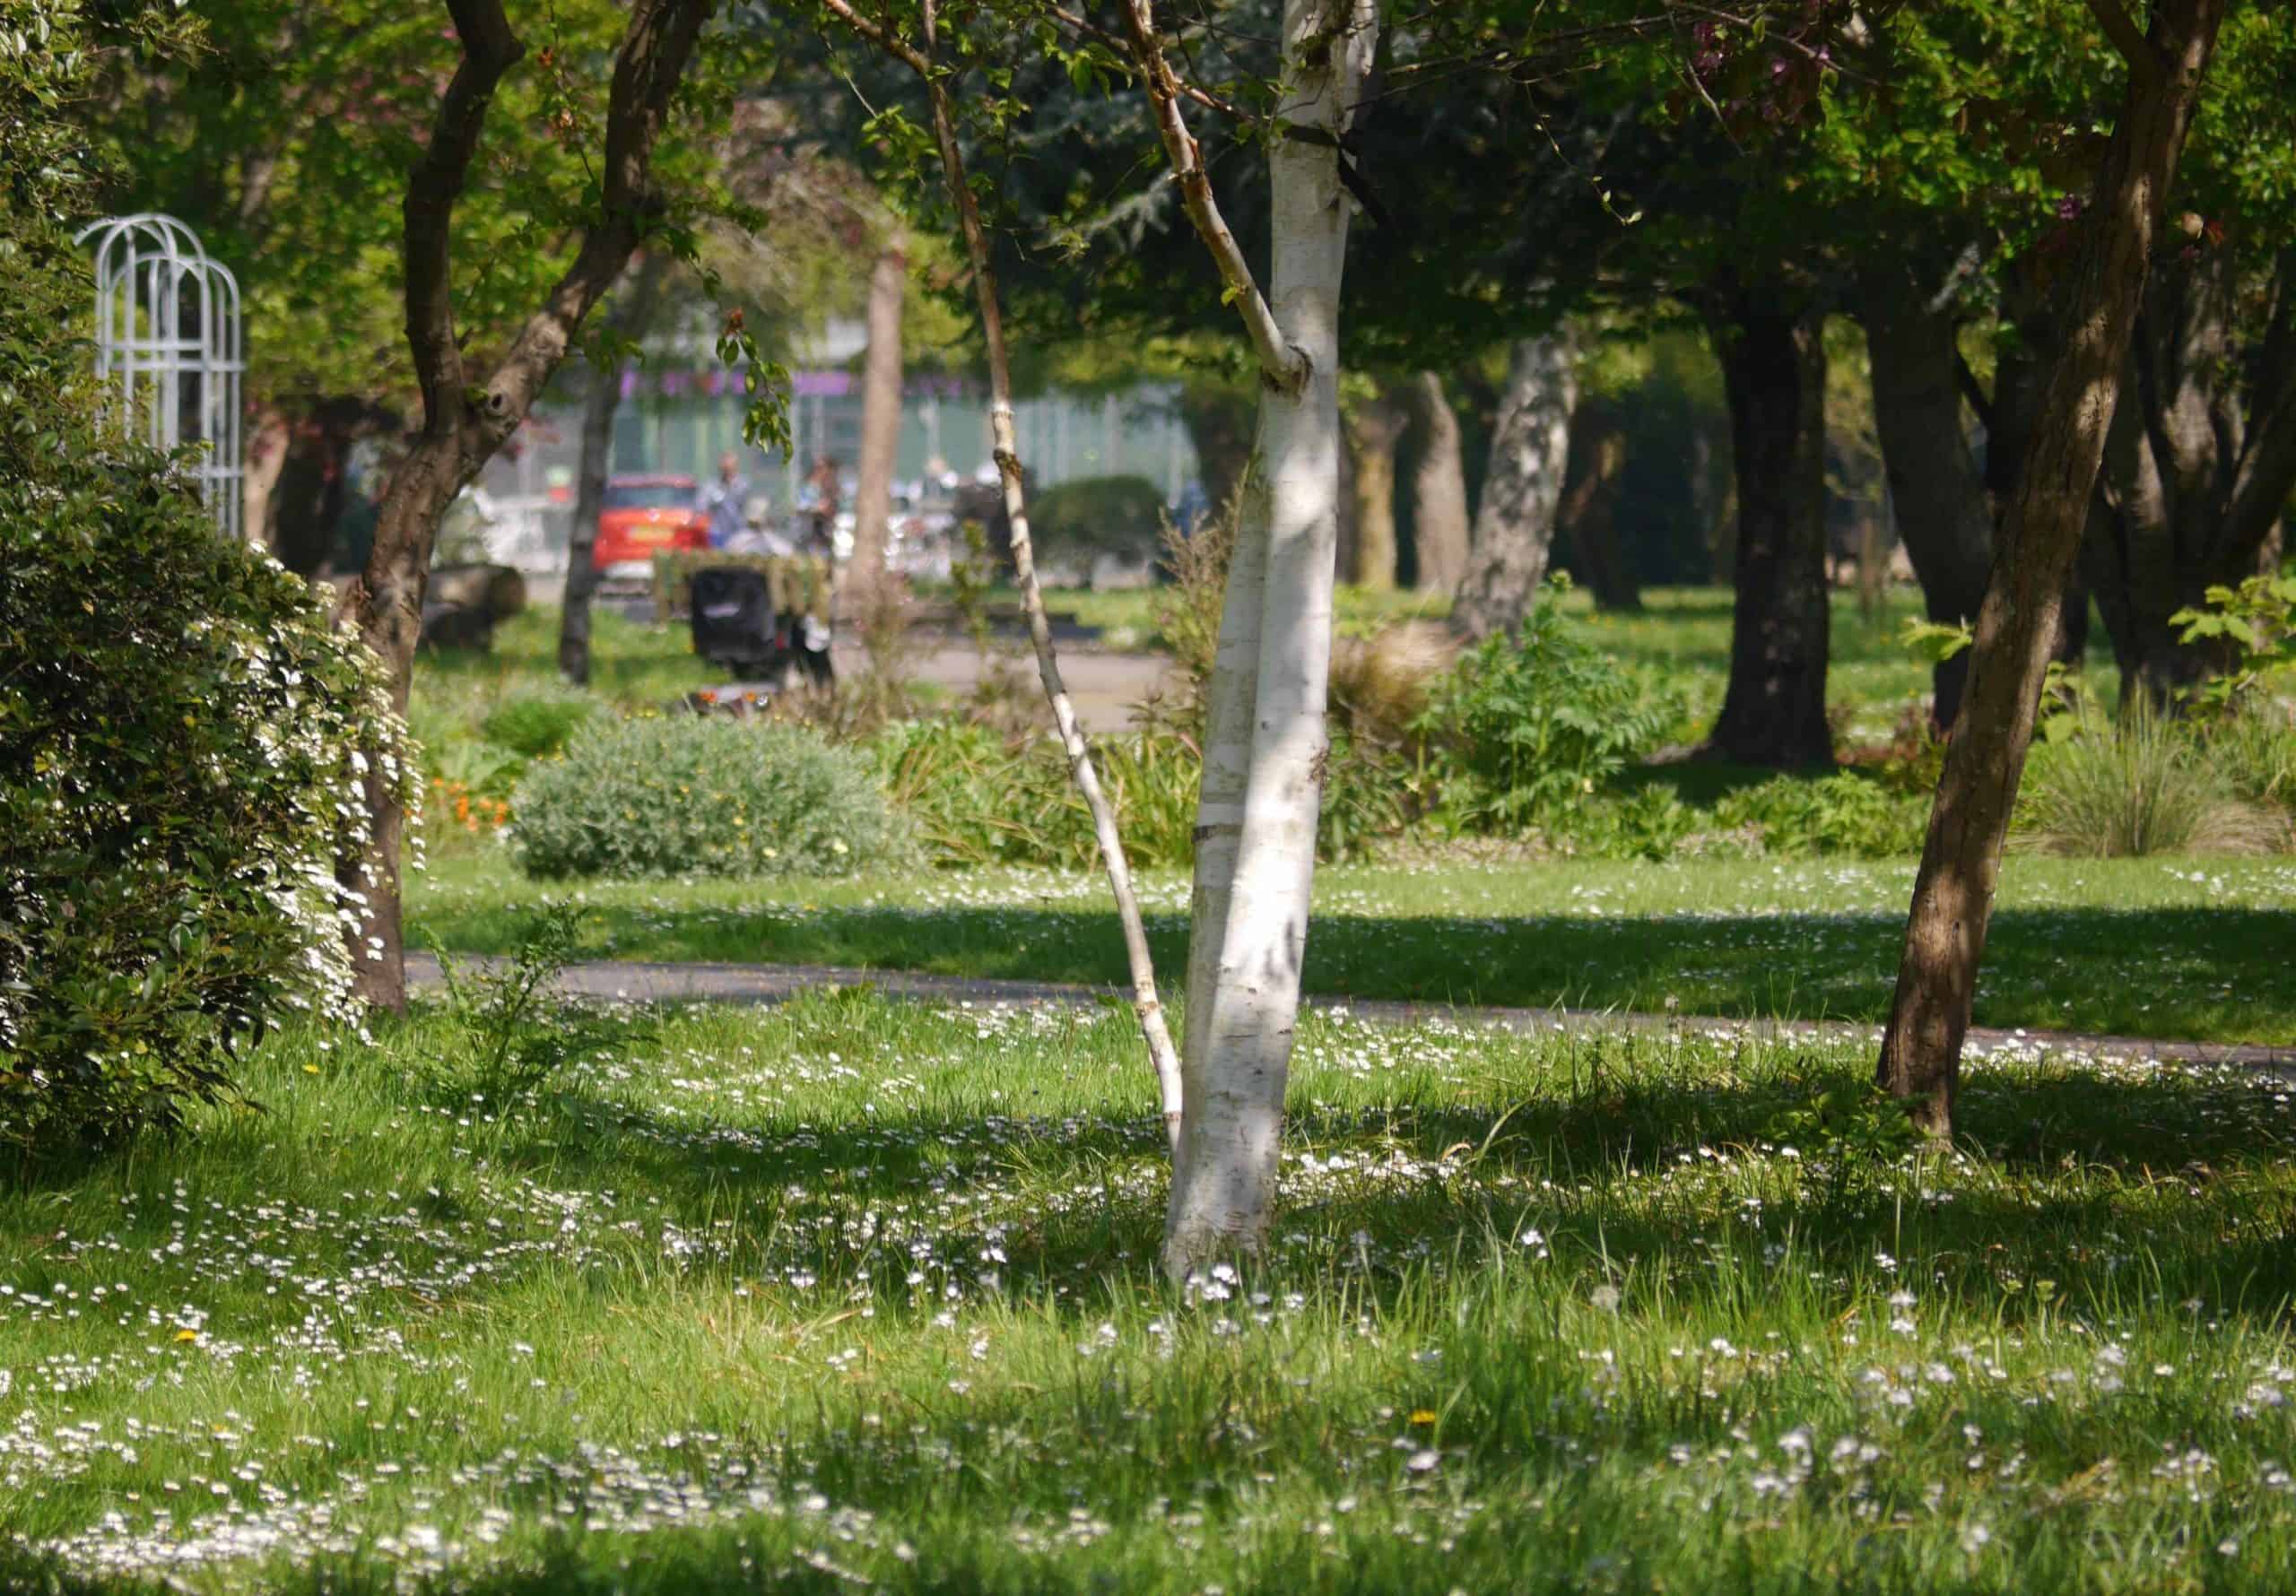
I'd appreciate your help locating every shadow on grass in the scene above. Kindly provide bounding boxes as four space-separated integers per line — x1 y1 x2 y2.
410 900 2296 1045
404 1038 2296 1331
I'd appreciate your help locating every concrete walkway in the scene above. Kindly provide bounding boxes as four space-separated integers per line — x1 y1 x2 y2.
403 953 2296 1076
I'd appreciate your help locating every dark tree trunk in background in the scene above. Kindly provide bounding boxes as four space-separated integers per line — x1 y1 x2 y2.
269 399 392 576
1860 258 1994 731
2084 247 2296 698
1707 287 1832 767
1345 384 1407 588
1987 257 2099 671
1408 370 1470 594
1555 400 1637 612
561 256 668 686
849 235 908 594
1692 416 1735 582
344 0 716 1011
1178 377 1256 525
1453 331 1578 640
1879 0 2224 1138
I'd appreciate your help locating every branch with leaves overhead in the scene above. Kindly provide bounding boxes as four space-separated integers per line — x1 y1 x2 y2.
1115 0 1308 392
815 0 1188 1150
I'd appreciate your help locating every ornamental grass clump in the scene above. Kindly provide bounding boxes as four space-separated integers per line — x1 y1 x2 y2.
2016 696 2287 857
512 715 916 880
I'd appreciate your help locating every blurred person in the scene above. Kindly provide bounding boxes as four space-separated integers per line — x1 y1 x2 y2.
700 452 751 550
804 455 841 556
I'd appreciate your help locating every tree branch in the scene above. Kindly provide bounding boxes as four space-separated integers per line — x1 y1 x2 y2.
404 0 525 437
2085 0 2164 85
1040 3 1246 120
1117 0 1308 393
816 0 929 74
478 0 715 440
818 0 1189 1150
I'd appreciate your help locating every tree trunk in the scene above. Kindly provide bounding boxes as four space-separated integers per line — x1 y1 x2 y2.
1878 0 2224 1137
1452 332 1577 639
1707 287 1832 766
1557 402 1638 611
1345 385 1406 588
1860 258 1994 731
1408 369 1470 594
848 235 907 594
272 399 389 577
243 406 291 551
1136 0 1376 1278
343 0 716 1011
1987 256 2107 675
561 256 667 685
2083 247 2296 698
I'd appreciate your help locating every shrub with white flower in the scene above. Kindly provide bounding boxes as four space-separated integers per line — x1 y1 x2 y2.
1 448 411 1154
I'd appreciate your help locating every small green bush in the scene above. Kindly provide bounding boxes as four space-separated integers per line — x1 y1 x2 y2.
1419 587 1679 831
876 720 1196 871
481 688 601 761
875 720 1050 868
417 902 648 1112
1566 787 1706 862
2016 698 2286 857
1714 771 1929 856
1029 474 1168 561
874 716 1403 872
513 716 915 880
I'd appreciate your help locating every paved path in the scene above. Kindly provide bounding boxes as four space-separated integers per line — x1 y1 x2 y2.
404 953 2296 1076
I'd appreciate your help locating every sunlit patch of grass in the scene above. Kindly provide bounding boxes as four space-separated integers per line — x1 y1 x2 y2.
4 997 2295 1592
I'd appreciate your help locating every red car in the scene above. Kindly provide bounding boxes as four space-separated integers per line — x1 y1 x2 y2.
593 474 707 578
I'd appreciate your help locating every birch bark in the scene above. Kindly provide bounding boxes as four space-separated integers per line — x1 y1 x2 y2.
1452 333 1578 640
1120 0 1378 1275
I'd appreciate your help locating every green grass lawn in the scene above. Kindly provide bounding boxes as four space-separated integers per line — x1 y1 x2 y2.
6 994 2295 1592
409 854 2296 1047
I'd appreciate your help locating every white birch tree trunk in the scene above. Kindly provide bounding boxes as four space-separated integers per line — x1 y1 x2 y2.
1161 0 1378 1278
1453 332 1578 640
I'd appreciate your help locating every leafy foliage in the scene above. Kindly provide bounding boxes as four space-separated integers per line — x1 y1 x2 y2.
1418 585 1679 831
1 462 406 1156
512 716 916 880
2206 701 2296 816
1713 771 1930 857
0 0 403 1158
2171 573 2296 718
480 689 603 763
874 718 1401 872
